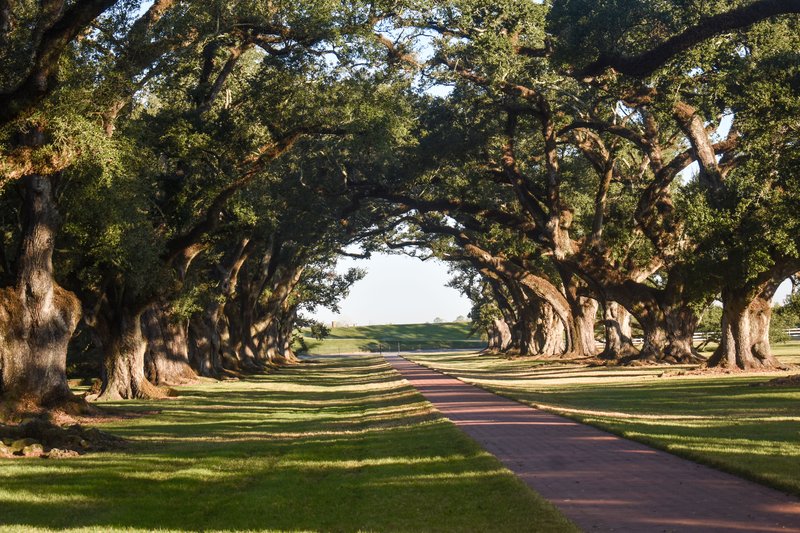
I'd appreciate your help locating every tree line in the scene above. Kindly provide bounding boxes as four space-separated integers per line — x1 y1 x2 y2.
1 0 799 420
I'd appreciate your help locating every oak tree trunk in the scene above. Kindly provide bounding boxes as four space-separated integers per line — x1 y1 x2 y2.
636 308 701 364
188 313 225 377
600 301 637 360
96 308 164 400
187 238 251 377
142 302 196 386
485 318 513 353
572 297 599 357
276 309 299 364
0 175 86 419
707 290 784 370
534 302 567 357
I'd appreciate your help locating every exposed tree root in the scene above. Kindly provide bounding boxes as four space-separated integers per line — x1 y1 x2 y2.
0 416 127 459
762 374 800 387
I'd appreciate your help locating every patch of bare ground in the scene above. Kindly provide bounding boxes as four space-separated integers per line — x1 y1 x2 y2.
0 417 128 459
761 374 800 387
678 364 796 375
0 407 164 459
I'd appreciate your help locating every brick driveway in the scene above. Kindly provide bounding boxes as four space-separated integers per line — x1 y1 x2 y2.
385 354 800 532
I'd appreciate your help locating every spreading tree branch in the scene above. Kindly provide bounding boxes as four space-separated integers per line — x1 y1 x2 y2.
580 0 800 78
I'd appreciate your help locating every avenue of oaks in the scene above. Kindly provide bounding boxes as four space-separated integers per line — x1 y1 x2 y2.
1 0 799 421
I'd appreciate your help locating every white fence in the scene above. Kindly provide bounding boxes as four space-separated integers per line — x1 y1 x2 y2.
598 329 800 348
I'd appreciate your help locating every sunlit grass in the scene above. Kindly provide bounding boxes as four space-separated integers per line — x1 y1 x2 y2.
408 345 800 498
0 354 575 533
301 322 485 354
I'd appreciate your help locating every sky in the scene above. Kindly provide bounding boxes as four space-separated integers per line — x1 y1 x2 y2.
310 253 472 326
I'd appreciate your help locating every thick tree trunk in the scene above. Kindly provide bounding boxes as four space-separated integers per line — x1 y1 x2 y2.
276 309 299 364
95 308 164 400
462 243 577 352
662 306 701 363
0 175 89 419
533 302 567 357
560 268 598 357
601 277 701 365
572 297 598 357
0 174 87 420
142 302 196 386
485 318 513 353
635 307 701 364
707 290 784 370
258 320 281 364
226 281 262 371
600 301 637 360
188 313 225 377
188 238 251 377
516 303 539 356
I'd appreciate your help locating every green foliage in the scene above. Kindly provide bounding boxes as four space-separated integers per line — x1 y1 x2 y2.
309 322 331 340
773 293 800 343
697 305 723 333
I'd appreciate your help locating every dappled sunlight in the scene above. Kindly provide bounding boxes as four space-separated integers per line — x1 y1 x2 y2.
0 489 94 505
367 469 510 487
277 454 476 470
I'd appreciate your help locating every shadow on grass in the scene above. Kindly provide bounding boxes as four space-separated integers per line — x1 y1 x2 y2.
0 355 573 532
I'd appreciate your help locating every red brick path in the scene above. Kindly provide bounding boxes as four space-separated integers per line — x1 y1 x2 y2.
385 354 800 532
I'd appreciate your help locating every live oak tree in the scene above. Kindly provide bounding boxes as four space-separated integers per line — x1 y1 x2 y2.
3 0 800 423
0 0 193 416
373 0 800 366
1 0 418 409
550 0 800 368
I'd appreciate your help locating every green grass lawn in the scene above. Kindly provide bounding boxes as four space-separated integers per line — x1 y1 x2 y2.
301 322 485 354
0 354 575 533
405 345 800 498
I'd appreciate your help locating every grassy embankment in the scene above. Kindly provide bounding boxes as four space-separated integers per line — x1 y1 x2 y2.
300 322 485 354
0 354 575 533
406 344 800 498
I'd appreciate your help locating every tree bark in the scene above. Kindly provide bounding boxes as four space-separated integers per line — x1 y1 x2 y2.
707 289 784 370
533 302 567 357
189 313 225 377
0 174 87 419
485 318 513 353
600 301 637 360
142 302 196 386
188 238 252 377
95 307 163 400
560 268 598 357
634 302 701 364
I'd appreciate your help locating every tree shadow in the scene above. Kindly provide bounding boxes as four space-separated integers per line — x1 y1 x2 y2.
0 354 571 532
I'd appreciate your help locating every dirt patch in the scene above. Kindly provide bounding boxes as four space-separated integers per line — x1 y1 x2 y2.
761 374 800 387
0 417 128 459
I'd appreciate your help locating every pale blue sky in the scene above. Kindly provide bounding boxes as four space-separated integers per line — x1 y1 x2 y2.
311 253 472 326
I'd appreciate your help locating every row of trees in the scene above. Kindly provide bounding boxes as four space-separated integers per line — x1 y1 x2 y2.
1 0 799 420
365 0 800 369
0 0 417 419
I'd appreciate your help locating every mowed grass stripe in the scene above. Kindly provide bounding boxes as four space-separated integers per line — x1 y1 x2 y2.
301 322 485 354
0 354 575 533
